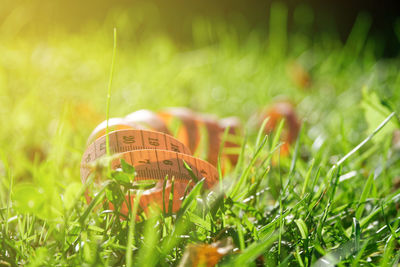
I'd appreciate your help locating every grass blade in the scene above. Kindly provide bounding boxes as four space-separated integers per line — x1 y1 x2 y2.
126 190 142 267
355 172 374 220
224 232 278 266
335 112 395 167
105 28 117 158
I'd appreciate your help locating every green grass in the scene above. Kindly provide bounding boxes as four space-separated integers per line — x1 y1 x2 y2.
1 5 400 266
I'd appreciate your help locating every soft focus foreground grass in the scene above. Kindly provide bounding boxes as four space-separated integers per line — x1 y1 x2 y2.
1 6 400 266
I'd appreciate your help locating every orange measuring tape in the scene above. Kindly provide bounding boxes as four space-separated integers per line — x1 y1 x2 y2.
81 109 240 215
81 128 219 214
81 129 218 187
81 104 299 215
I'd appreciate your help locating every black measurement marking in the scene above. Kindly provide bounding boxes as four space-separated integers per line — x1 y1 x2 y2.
163 133 168 150
140 130 145 147
155 150 161 172
163 160 173 166
171 143 180 152
115 131 120 153
99 142 106 152
128 150 133 167
139 159 150 164
122 135 135 144
135 169 192 181
176 152 181 173
148 137 160 146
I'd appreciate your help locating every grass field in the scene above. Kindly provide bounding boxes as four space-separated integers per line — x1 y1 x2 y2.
1 4 400 266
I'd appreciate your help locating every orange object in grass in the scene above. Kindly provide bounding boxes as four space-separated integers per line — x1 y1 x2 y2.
262 101 300 156
82 108 243 218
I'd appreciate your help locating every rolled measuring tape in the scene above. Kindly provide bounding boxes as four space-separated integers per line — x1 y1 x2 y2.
81 129 219 215
81 105 299 215
81 107 243 215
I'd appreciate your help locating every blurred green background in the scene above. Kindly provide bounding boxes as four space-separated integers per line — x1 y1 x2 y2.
0 0 399 187
2 0 400 50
